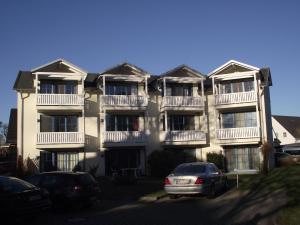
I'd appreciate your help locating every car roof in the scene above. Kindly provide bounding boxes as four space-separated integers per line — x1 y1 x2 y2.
38 171 88 176
178 162 212 166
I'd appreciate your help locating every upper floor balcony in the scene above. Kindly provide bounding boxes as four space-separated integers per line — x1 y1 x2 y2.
101 95 148 109
37 132 84 148
103 131 146 146
163 130 206 144
216 127 260 144
215 91 257 106
37 94 84 106
162 96 204 109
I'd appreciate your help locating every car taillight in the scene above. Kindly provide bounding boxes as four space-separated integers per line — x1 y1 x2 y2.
195 177 204 185
73 186 82 192
164 178 171 185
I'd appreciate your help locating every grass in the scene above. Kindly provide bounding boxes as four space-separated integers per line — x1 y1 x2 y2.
228 166 300 225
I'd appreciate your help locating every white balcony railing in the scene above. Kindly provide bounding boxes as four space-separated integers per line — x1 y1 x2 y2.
37 94 84 106
37 132 84 144
216 127 260 140
163 96 204 107
215 91 257 105
101 95 148 107
104 131 146 144
165 130 206 142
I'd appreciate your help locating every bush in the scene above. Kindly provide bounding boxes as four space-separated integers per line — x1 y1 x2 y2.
147 150 187 177
206 152 225 171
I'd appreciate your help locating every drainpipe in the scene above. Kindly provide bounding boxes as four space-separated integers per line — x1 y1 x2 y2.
19 92 30 165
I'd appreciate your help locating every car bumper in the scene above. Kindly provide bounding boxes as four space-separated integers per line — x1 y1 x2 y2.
164 185 207 195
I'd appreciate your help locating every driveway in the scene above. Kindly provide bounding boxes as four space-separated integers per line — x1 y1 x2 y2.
33 188 287 225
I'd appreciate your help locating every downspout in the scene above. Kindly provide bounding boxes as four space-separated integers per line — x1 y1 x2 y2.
20 92 30 163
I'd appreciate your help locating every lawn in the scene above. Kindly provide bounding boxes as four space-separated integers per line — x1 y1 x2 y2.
230 165 300 225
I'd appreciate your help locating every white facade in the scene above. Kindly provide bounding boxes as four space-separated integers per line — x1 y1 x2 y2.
14 59 273 176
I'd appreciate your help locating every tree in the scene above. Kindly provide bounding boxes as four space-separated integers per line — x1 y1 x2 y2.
0 121 8 145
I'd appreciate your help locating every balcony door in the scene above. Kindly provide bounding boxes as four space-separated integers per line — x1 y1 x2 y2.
40 80 77 94
105 82 137 95
40 115 78 132
166 84 192 96
221 111 257 128
167 115 195 131
40 151 79 172
106 115 139 131
220 79 254 94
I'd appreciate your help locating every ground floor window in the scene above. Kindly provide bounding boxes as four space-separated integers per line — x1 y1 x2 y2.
224 146 260 171
40 151 79 172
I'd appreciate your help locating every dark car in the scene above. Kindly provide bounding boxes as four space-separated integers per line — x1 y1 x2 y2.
27 172 101 207
164 162 228 198
275 152 300 167
0 176 50 222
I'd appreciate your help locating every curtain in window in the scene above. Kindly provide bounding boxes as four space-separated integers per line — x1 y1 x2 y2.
57 152 79 172
221 111 257 128
225 146 260 171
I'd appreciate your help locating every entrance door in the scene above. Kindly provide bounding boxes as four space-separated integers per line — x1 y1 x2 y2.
105 148 141 175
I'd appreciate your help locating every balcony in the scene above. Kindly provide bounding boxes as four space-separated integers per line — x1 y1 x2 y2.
104 131 146 145
215 91 257 106
101 95 148 108
37 132 84 145
216 127 260 140
163 96 204 108
164 130 206 144
37 94 84 106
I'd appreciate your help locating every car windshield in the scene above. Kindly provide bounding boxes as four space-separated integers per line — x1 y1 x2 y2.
173 164 206 174
0 177 35 193
77 174 96 185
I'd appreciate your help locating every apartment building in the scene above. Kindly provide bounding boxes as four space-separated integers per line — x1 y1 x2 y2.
13 59 273 175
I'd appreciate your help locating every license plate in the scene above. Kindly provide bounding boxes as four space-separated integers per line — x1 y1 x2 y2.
175 179 190 185
29 195 41 201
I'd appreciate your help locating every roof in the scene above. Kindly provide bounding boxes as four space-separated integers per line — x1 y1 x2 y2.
273 115 300 139
31 58 87 74
99 62 149 75
6 109 17 144
160 64 206 78
208 60 260 76
13 71 34 90
85 73 99 88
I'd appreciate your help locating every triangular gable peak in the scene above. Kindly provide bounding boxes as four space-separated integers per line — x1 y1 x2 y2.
100 62 148 76
31 59 87 75
209 60 259 77
161 65 205 79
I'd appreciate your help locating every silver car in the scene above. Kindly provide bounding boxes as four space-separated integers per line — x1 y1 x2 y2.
164 162 228 198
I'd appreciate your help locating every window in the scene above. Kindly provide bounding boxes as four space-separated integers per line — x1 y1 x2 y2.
166 84 192 96
167 115 195 131
40 151 79 172
106 82 137 95
40 115 78 132
106 115 139 131
220 79 254 94
283 132 287 137
225 146 260 171
40 80 77 94
221 111 256 128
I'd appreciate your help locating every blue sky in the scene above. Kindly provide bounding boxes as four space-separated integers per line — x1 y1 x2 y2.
0 0 300 122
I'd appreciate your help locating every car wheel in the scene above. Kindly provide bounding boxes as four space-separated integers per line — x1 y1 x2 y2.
169 194 179 199
223 178 229 192
207 184 216 199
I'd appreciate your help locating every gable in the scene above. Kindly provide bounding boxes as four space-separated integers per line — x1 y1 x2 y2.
100 63 147 76
273 115 300 139
33 61 74 73
209 60 259 76
161 65 205 78
215 64 253 75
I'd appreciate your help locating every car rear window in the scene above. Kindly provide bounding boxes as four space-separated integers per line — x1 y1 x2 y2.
0 177 35 193
76 174 96 185
174 164 206 174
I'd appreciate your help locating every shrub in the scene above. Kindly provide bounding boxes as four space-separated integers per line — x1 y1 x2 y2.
147 150 187 177
206 151 225 171
261 142 272 174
